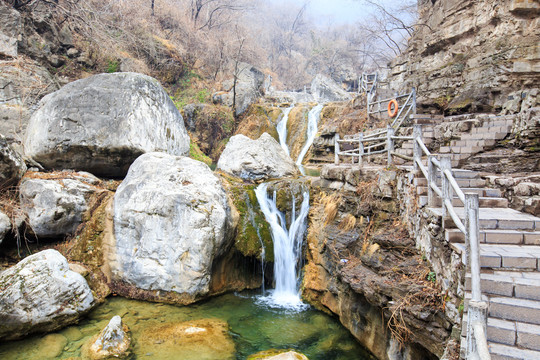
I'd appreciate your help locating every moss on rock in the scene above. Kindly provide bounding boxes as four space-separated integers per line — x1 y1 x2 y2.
219 173 273 262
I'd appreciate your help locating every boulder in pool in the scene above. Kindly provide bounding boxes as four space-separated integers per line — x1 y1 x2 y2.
0 249 95 340
109 152 237 304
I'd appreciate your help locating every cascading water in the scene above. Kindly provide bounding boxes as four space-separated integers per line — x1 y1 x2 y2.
255 182 310 310
296 104 324 173
276 105 294 156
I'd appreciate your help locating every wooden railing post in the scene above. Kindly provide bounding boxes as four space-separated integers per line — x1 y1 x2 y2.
359 133 364 168
413 124 422 173
334 134 340 165
387 126 394 166
427 155 436 207
440 156 452 222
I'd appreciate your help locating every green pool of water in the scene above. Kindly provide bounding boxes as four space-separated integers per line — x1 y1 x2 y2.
0 292 376 360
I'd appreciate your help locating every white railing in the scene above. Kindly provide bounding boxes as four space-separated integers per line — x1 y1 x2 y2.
334 88 416 166
335 123 490 359
360 72 378 95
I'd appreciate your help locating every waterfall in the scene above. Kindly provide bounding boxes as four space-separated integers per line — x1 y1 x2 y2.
276 105 294 156
296 104 324 172
255 182 310 310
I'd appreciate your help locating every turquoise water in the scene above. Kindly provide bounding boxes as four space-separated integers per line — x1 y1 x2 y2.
0 291 376 359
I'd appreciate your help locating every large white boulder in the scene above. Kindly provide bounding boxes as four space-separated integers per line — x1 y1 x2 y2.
217 133 299 181
110 153 236 303
0 249 95 340
24 72 190 177
19 172 100 238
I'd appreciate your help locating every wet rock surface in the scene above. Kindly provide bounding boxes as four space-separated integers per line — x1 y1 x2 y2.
82 315 130 360
0 249 95 340
24 72 190 177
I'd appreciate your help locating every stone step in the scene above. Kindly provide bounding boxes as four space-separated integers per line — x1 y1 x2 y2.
450 243 540 270
489 297 540 325
420 195 508 208
489 342 540 359
445 229 540 245
414 177 486 188
429 207 540 230
472 125 512 135
465 272 540 300
462 316 517 347
460 132 507 141
451 139 496 148
417 187 502 197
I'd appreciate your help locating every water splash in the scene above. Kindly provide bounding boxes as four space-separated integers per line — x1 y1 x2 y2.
255 182 310 311
276 105 294 156
296 104 324 174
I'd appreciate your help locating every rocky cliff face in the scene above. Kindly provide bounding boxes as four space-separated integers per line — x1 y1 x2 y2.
388 0 540 114
304 165 457 360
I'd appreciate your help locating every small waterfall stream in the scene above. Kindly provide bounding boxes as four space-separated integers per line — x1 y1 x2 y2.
296 104 324 173
276 105 294 156
255 182 310 310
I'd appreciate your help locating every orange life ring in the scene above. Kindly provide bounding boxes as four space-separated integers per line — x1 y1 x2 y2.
388 99 399 118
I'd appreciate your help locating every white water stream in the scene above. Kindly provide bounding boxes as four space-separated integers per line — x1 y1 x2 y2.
255 182 310 310
276 105 294 156
296 104 324 173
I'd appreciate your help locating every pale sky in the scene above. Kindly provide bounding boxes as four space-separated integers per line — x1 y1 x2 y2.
268 0 372 25
269 0 412 26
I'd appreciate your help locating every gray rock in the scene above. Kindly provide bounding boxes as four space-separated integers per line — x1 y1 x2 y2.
310 74 351 102
0 60 58 142
182 103 207 132
110 153 236 302
0 2 22 58
0 249 95 340
19 174 98 238
0 134 27 186
24 72 190 177
86 315 130 359
213 63 265 116
67 47 80 58
0 210 10 245
217 133 299 181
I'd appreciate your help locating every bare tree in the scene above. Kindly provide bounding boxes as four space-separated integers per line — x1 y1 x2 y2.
188 0 250 30
356 0 419 61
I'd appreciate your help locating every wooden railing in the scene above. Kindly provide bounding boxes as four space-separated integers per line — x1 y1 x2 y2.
335 123 490 359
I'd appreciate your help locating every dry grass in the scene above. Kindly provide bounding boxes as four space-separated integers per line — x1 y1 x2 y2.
0 185 33 257
338 213 356 232
321 193 341 225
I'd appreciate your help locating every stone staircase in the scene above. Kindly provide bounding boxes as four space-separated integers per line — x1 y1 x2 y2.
440 117 513 168
394 114 515 168
416 169 540 359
